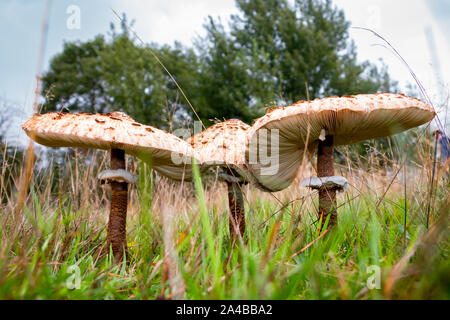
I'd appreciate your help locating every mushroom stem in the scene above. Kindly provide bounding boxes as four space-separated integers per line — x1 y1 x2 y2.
226 174 245 238
317 135 337 228
108 148 128 262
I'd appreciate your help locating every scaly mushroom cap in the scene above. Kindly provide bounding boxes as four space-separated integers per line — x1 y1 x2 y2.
22 111 200 181
246 93 436 191
187 119 251 181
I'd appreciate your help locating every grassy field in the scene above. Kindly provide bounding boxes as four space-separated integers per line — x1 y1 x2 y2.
0 130 448 300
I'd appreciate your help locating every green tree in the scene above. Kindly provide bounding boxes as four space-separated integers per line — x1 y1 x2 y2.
42 17 201 127
196 0 397 123
42 35 108 114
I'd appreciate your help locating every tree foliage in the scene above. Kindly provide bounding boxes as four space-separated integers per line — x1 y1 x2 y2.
43 1 397 127
42 17 201 127
196 0 396 123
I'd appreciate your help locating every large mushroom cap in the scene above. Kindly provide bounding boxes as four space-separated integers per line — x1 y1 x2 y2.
187 119 251 181
22 111 200 181
246 93 436 191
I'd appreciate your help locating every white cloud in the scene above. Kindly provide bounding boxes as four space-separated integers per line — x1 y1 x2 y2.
334 0 449 128
110 0 238 46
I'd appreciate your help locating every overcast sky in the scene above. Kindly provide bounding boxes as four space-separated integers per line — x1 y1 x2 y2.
1 0 449 145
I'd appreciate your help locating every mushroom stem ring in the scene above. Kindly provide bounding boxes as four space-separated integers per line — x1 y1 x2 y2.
300 176 348 192
98 169 138 184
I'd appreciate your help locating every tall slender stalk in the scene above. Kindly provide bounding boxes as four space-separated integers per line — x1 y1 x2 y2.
426 133 439 229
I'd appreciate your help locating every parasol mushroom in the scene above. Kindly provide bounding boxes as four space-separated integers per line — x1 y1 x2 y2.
187 119 252 238
246 93 435 227
22 111 198 261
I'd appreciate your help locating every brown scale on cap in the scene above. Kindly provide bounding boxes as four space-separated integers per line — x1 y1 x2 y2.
187 119 250 173
22 111 199 180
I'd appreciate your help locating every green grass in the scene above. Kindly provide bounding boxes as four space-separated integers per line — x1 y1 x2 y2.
0 157 448 300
